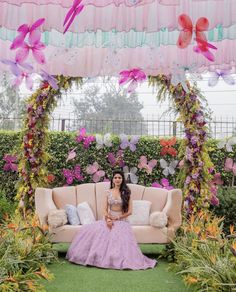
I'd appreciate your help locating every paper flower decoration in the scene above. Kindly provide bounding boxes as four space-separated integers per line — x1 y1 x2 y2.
224 158 236 175
63 164 83 185
217 136 236 152
76 128 95 149
63 0 84 34
208 70 235 87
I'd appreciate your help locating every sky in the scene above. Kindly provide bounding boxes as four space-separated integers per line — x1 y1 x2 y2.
51 75 236 121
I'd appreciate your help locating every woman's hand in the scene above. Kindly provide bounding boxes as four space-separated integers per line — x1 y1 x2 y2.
106 218 113 229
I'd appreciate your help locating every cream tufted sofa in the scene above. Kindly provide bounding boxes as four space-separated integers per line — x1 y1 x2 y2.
35 182 182 244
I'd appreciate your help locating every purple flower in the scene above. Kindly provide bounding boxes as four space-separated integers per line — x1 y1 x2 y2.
190 136 198 145
192 173 199 179
185 176 191 185
211 195 219 206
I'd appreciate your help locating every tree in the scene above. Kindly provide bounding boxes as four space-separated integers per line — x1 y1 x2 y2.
0 74 25 130
72 79 148 135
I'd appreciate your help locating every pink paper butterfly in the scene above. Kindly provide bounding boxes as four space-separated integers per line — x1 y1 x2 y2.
211 173 224 185
193 37 217 62
224 158 236 176
15 31 46 65
119 68 146 93
63 164 83 185
63 0 84 34
107 150 125 168
66 147 77 162
138 156 157 174
10 18 45 50
3 154 18 172
86 162 105 183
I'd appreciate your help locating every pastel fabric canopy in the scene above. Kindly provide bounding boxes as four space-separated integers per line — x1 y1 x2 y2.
0 0 236 77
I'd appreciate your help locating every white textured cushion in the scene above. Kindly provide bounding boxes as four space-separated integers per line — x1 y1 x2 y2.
128 200 152 225
77 202 95 225
150 211 168 228
48 209 67 228
65 204 81 225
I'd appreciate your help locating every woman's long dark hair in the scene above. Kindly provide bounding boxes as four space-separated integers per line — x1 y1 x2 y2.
110 169 131 213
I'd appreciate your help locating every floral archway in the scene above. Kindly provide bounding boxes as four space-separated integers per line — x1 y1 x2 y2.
0 0 235 215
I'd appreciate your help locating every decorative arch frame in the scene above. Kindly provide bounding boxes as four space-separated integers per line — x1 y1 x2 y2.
16 74 214 217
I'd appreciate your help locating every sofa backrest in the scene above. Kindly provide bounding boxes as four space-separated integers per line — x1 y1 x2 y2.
142 187 168 212
76 183 97 218
52 186 76 209
96 182 110 220
51 183 169 220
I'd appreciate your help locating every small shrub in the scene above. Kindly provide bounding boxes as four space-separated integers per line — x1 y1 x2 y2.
211 187 236 233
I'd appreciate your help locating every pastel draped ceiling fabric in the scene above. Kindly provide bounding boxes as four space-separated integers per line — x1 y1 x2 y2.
0 0 236 77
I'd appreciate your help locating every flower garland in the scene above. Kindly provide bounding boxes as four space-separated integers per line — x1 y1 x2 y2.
149 75 214 215
16 76 83 215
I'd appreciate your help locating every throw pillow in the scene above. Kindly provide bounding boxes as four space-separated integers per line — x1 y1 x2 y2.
128 200 152 225
77 202 95 225
149 211 168 228
65 204 81 225
48 209 67 228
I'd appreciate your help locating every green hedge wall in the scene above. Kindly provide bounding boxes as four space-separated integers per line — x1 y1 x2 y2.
0 131 235 201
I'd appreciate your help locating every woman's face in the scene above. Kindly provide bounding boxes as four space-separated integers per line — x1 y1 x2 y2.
113 173 123 187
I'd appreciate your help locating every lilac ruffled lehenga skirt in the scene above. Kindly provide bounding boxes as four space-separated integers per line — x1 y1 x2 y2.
66 210 157 270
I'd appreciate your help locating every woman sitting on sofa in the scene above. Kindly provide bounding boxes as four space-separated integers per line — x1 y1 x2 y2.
66 169 157 270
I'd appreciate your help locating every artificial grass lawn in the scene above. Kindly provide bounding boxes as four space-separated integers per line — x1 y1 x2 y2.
42 244 189 292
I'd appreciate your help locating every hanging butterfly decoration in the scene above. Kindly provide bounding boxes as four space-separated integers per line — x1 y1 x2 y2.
138 156 157 174
177 14 217 61
11 18 45 50
224 158 236 176
217 136 236 152
76 128 95 149
3 154 18 172
123 166 139 184
63 165 83 185
39 69 59 90
95 133 113 149
170 69 189 93
119 68 147 93
193 37 217 62
151 178 174 190
1 59 34 90
160 137 177 157
86 162 105 183
119 134 139 152
160 159 178 176
107 150 125 168
208 70 235 87
63 0 84 34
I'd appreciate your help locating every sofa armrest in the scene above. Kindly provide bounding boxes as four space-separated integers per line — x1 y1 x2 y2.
35 187 57 225
162 189 182 232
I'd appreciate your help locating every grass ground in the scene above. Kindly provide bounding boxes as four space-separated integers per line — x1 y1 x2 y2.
41 244 189 292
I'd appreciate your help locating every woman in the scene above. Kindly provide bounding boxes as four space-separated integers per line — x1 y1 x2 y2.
66 169 157 270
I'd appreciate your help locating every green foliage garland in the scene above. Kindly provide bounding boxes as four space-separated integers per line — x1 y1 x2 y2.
149 75 214 215
16 76 82 215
